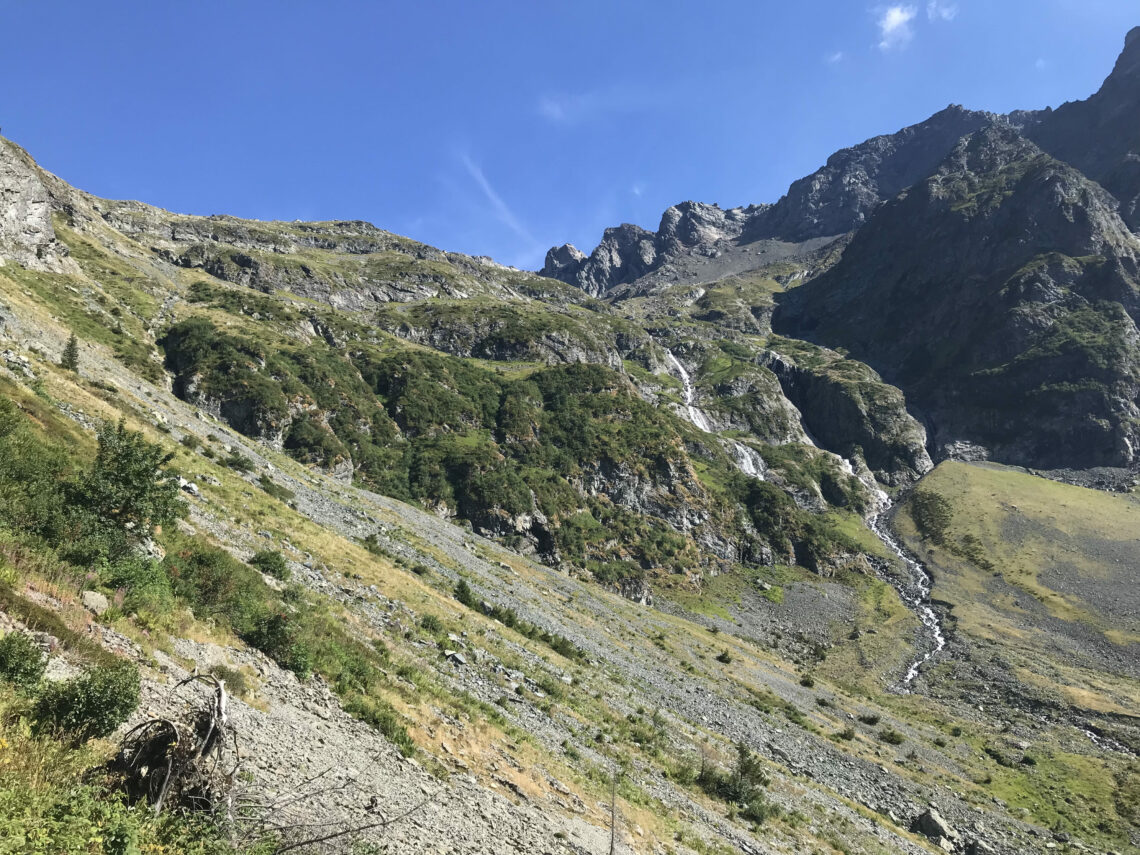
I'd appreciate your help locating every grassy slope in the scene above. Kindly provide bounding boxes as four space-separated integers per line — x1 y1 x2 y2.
897 461 1140 846
900 460 1140 697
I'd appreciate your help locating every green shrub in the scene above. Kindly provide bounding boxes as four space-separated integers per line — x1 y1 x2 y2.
858 713 881 726
454 579 477 608
696 742 770 810
799 675 815 688
244 611 313 678
221 451 255 473
343 693 415 757
60 333 79 372
209 664 251 699
419 614 444 634
257 474 294 502
71 419 185 545
249 549 290 581
0 632 46 692
879 728 905 746
32 661 140 743
909 490 953 546
715 649 733 664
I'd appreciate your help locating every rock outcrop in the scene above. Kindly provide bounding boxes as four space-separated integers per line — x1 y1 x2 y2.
0 138 76 273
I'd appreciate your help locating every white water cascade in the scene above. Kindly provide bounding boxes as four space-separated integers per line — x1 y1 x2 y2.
727 440 768 479
868 502 947 689
665 351 714 432
832 454 946 689
666 351 767 480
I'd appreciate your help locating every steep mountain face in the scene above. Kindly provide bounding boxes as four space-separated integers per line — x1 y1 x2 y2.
1027 26 1140 230
546 29 1140 476
2 138 937 596
775 124 1140 467
748 104 993 242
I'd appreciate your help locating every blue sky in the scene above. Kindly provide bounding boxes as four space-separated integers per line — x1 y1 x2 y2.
1 1 1135 268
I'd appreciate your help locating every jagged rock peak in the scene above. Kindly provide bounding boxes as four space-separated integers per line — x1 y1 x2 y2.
749 104 994 242
541 243 586 278
657 201 750 246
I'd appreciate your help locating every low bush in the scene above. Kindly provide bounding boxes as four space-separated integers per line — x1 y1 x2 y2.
257 474 294 502
221 451 255 473
32 661 140 743
0 631 46 692
879 728 905 746
209 664 251 700
249 548 290 581
696 743 773 823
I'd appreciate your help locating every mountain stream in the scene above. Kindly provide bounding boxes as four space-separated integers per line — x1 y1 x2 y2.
666 350 945 689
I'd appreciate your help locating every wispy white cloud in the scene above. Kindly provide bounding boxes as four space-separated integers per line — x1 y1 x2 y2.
630 182 645 198
1035 57 1047 72
877 5 918 50
458 152 535 247
826 50 845 64
926 1 958 21
537 85 668 126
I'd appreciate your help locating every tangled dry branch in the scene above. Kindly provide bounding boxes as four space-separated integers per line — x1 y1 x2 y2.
112 672 432 852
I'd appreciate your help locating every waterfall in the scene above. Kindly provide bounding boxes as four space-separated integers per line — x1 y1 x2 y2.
665 351 714 433
664 351 767 480
727 440 767 479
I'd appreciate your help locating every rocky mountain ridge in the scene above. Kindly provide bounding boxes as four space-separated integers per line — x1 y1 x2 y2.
544 28 1140 476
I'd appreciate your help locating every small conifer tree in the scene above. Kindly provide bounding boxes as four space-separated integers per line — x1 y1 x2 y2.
60 332 79 371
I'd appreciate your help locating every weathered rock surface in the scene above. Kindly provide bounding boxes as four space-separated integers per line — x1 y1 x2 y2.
1026 26 1140 230
775 124 1140 468
0 138 76 273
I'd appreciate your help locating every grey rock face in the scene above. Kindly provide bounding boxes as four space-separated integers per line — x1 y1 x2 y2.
751 105 992 241
1027 26 1140 230
81 590 110 615
0 139 76 273
911 807 958 842
540 242 585 279
762 350 933 485
776 124 1140 468
540 202 761 296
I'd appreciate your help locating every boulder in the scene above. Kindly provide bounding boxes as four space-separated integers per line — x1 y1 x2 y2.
81 590 110 615
912 808 958 843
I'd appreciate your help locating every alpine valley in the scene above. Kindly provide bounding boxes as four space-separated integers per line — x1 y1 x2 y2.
0 26 1138 855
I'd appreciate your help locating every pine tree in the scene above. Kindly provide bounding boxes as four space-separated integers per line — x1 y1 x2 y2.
60 333 79 372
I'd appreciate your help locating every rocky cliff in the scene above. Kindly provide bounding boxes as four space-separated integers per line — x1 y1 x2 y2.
0 139 75 273
775 124 1140 467
1026 26 1140 230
